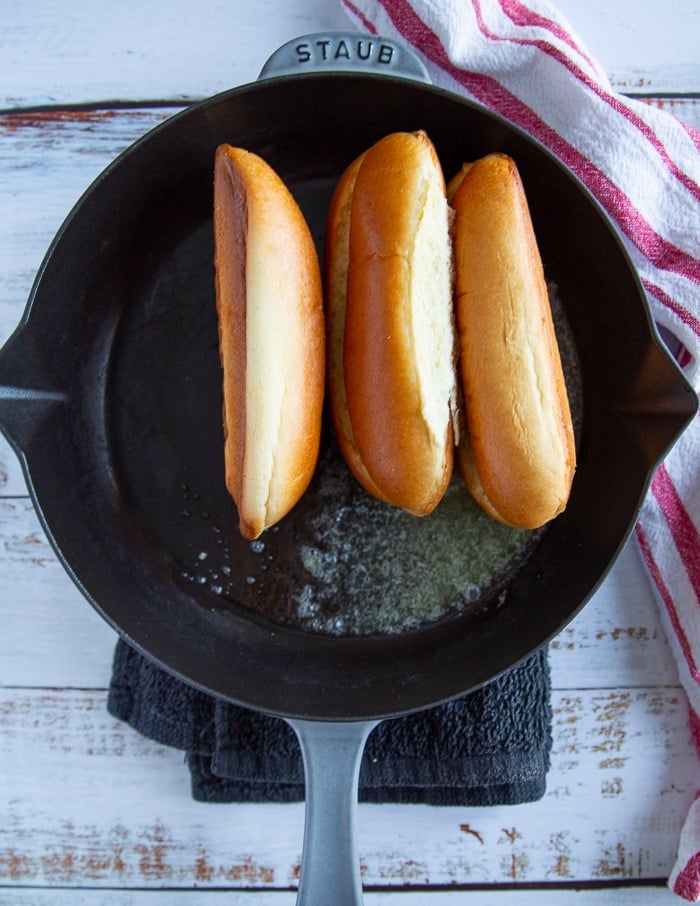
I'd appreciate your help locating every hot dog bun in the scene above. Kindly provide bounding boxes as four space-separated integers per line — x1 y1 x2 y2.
325 131 457 516
450 152 575 529
213 144 325 540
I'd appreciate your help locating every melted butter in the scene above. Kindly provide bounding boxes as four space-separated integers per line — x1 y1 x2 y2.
288 456 539 635
177 436 540 637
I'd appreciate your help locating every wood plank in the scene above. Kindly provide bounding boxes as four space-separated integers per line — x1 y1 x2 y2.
0 886 687 904
0 496 681 690
0 686 695 889
0 0 351 108
555 0 700 94
0 497 117 689
1 0 698 108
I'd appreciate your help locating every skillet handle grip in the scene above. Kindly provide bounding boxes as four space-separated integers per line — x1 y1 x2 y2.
259 32 431 84
286 717 380 906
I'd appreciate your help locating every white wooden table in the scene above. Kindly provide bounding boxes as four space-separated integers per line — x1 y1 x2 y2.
1 1 699 902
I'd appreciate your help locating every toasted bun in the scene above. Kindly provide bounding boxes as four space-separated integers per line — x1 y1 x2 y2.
214 144 325 540
451 153 576 529
324 150 390 505
326 131 457 516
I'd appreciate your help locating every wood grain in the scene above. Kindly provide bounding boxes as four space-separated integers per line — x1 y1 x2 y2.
0 685 695 889
0 0 351 108
0 888 689 904
1 0 698 108
555 0 700 94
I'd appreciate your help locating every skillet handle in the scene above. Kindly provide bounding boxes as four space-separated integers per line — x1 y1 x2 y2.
259 32 431 84
286 717 380 906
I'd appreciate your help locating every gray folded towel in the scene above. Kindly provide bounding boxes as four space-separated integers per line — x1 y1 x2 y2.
108 638 552 806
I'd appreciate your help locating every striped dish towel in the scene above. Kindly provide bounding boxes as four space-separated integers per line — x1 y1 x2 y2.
340 0 700 898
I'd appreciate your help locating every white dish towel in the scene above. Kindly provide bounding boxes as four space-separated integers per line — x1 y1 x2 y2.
340 0 700 898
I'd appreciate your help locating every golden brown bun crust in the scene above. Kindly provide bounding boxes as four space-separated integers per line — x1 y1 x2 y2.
324 151 390 504
214 144 325 539
328 131 455 516
452 153 575 529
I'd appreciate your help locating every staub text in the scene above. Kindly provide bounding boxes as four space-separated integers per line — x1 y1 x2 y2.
295 38 396 66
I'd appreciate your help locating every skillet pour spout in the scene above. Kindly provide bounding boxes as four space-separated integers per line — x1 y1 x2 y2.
0 324 66 458
615 333 698 467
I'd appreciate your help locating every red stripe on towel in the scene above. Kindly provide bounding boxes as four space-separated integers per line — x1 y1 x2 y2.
689 708 700 762
643 279 700 341
498 0 597 70
651 463 700 601
343 0 379 34
673 848 700 901
490 0 700 203
635 522 700 684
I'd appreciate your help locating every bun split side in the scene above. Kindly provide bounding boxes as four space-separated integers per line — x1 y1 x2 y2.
325 131 457 517
213 144 325 540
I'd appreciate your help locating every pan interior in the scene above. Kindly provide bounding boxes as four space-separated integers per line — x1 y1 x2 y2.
108 200 581 636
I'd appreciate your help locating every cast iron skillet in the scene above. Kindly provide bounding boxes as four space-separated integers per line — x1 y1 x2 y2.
0 34 696 904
